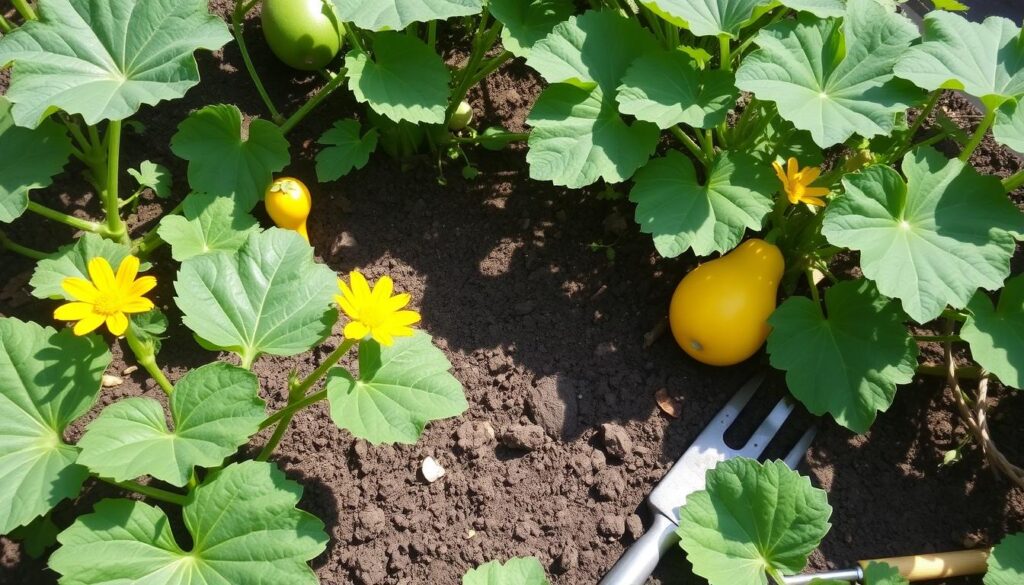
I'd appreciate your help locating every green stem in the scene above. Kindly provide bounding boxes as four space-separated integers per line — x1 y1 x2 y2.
259 389 328 431
292 338 357 396
279 68 348 135
941 308 968 321
447 10 499 122
902 90 941 149
101 477 188 506
11 0 36 20
0 13 14 33
914 334 962 343
1002 168 1024 192
428 20 437 50
805 268 821 311
718 35 731 70
959 107 996 162
670 126 709 167
917 364 982 379
447 131 529 144
232 0 284 124
340 21 366 53
102 120 129 244
130 201 184 258
0 229 48 260
467 50 513 87
703 129 715 159
26 201 103 233
125 325 174 395
118 188 145 209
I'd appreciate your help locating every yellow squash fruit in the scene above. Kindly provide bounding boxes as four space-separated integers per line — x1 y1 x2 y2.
265 177 312 242
669 239 784 366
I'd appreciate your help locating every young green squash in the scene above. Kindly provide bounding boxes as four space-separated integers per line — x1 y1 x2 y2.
261 0 341 71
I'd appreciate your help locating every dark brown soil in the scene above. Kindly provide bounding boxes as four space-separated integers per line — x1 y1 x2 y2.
1 3 1023 584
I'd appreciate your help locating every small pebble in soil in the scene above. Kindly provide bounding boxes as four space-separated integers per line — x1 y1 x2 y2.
626 514 644 541
421 456 446 483
554 543 580 573
528 375 579 440
500 424 546 451
455 420 496 451
597 514 626 540
594 469 626 501
101 374 123 388
600 423 633 460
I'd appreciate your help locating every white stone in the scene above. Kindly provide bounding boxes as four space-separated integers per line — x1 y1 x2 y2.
421 456 446 483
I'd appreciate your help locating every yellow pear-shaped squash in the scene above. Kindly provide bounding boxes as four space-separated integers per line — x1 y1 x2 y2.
669 239 784 366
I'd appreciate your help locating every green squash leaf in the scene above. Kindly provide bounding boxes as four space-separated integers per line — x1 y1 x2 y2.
0 317 111 533
330 0 482 31
77 363 266 487
642 0 772 38
986 533 1024 585
129 309 168 357
994 101 1024 155
617 50 738 129
326 331 467 445
527 84 659 188
463 557 550 585
931 0 968 10
316 119 379 182
49 461 328 584
961 275 1024 390
0 0 230 128
777 0 845 17
490 0 574 60
345 32 450 125
822 147 1024 323
735 0 921 148
127 161 172 200
0 97 72 223
863 562 909 585
629 150 775 257
29 233 133 300
894 12 1023 111
174 228 338 364
157 192 260 262
170 104 290 211
525 11 661 188
677 458 832 585
768 279 917 433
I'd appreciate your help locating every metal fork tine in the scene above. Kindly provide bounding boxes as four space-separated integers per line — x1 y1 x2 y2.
739 397 795 459
783 425 819 469
711 371 764 426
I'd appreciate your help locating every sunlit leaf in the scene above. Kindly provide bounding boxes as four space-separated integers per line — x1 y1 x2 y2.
642 0 773 38
617 50 738 129
330 0 482 31
463 557 550 585
157 192 260 261
127 161 172 200
316 119 379 182
986 533 1024 585
29 233 134 300
490 0 574 59
345 33 450 125
961 275 1024 390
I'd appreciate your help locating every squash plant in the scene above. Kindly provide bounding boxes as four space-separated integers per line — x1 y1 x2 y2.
675 457 1024 585
513 0 1024 476
229 0 537 182
0 0 468 579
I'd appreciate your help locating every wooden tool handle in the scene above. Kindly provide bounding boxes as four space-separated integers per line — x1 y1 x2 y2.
860 549 990 581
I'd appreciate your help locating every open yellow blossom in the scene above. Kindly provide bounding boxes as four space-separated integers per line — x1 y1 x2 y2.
335 271 421 346
772 157 830 207
55 256 156 336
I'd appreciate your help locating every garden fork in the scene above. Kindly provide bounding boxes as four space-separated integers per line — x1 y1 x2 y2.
599 372 818 585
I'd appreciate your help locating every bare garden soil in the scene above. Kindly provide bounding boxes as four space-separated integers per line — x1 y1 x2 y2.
1 3 1023 584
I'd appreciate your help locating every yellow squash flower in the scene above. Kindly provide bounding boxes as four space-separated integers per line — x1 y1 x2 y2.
335 271 420 346
772 157 830 207
55 256 156 336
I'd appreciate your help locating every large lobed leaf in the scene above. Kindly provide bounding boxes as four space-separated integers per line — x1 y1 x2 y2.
326 331 467 445
330 0 482 31
629 150 775 258
525 11 660 188
0 0 231 128
822 147 1024 324
0 318 111 534
677 458 832 585
49 461 328 584
767 279 918 433
345 32 450 125
170 104 290 212
642 0 772 38
174 228 338 365
617 50 738 130
463 557 550 585
0 97 72 223
490 0 574 60
157 192 260 262
316 119 379 182
76 363 266 487
961 275 1024 390
735 0 920 148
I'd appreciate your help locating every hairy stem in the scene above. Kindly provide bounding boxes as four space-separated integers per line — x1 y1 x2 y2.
959 107 996 162
293 338 357 396
232 0 284 124
670 126 709 167
100 477 188 506
280 68 348 135
125 325 174 396
0 229 48 260
26 201 103 233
